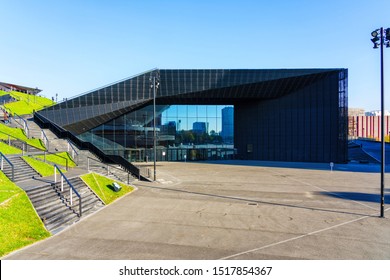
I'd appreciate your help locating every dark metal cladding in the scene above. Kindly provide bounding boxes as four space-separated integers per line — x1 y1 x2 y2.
36 68 348 163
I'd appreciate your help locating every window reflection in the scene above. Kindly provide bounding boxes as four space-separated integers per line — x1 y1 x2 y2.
79 104 234 161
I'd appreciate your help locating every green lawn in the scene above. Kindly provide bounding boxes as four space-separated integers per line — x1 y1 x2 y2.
0 141 22 155
9 91 55 107
22 156 66 177
0 123 46 151
3 100 41 116
80 173 134 204
34 152 77 168
0 91 55 116
0 171 50 257
0 90 9 96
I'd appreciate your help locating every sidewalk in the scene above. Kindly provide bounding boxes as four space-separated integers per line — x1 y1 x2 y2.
4 161 390 260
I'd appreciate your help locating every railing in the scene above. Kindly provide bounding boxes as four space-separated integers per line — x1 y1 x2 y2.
41 129 50 151
137 165 152 180
67 140 79 164
87 156 133 184
12 112 30 138
27 150 70 170
54 164 82 217
0 152 14 181
34 112 146 180
0 130 43 155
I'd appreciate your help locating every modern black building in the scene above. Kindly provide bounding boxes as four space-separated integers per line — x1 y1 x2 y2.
35 68 348 165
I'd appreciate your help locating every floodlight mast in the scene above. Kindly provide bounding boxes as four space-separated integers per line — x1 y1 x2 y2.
371 27 390 218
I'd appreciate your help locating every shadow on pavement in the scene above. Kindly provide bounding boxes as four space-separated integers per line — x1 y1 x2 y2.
320 191 390 203
200 159 390 173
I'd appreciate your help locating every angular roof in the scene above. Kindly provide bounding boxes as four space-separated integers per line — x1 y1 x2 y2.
36 68 345 135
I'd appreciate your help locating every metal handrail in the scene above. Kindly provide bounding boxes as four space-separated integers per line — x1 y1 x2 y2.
41 129 50 151
137 165 152 179
0 152 14 181
67 140 79 164
28 150 70 170
34 112 146 180
54 164 82 217
87 156 132 184
12 112 30 138
0 130 45 154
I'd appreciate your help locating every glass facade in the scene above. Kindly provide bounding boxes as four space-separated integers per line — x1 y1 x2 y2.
79 104 235 162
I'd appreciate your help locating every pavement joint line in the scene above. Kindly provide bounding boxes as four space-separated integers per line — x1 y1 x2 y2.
136 182 373 217
219 212 378 260
264 167 378 211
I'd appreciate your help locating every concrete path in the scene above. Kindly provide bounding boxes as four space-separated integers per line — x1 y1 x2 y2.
3 161 390 259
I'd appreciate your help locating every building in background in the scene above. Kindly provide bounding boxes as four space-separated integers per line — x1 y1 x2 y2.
349 108 390 141
192 122 208 134
221 106 234 143
35 68 348 165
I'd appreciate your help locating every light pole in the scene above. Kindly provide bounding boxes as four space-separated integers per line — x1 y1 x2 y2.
371 27 390 218
143 113 147 161
150 71 160 181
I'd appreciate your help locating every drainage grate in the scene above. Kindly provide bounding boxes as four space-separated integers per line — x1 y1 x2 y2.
248 202 257 206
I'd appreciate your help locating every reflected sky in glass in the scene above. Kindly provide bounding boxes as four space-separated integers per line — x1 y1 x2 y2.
161 105 232 133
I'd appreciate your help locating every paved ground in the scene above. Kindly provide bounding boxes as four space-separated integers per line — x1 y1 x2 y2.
3 160 390 260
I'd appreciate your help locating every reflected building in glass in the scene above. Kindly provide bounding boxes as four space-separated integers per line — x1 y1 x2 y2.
35 68 348 165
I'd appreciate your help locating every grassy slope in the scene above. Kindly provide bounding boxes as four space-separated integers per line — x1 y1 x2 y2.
34 152 77 168
0 141 22 154
1 90 55 115
9 91 54 107
22 156 67 176
81 173 134 204
0 171 50 257
3 100 41 115
0 123 46 150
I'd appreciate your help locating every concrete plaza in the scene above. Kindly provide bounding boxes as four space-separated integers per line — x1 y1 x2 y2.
4 161 390 259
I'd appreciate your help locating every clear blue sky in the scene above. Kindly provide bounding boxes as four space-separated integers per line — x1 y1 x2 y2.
1 0 389 111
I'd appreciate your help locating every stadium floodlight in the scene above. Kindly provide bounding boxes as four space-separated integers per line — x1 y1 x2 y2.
371 27 389 218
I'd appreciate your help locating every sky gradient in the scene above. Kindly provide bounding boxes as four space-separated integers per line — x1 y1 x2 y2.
1 0 389 111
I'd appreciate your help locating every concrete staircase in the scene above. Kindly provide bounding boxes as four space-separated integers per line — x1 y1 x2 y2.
26 177 105 234
8 139 42 153
1 155 40 182
87 158 136 184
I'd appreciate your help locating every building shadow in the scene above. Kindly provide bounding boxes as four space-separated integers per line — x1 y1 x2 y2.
200 159 390 173
319 191 390 203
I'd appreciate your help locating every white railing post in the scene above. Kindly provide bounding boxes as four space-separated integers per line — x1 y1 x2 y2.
67 142 70 152
61 175 64 192
70 187 73 205
1 156 3 170
87 158 90 171
54 167 57 183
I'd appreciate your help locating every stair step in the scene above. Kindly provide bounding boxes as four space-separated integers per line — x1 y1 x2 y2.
44 208 77 225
